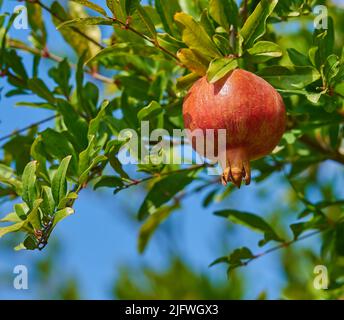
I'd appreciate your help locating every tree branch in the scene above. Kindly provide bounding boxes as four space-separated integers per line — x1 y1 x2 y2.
300 135 344 165
8 39 114 84
0 114 60 144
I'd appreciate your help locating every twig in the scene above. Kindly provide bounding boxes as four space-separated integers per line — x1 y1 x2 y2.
8 39 114 84
246 229 325 266
116 163 215 192
0 114 59 143
300 135 344 165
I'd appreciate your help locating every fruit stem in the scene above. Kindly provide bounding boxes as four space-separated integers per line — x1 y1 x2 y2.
220 148 251 188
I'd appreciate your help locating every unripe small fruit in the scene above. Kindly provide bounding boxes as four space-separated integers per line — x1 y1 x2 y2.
183 69 286 187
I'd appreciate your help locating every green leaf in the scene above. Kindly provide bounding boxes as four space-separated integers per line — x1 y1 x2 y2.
247 41 282 62
258 66 321 90
240 0 278 49
0 221 26 238
313 17 334 67
23 235 38 250
138 204 178 253
209 0 238 31
56 99 89 151
41 186 55 217
52 207 74 229
26 2 47 45
125 0 140 15
57 192 78 210
14 203 29 220
106 0 126 20
88 100 110 137
177 48 208 76
51 156 72 205
57 17 112 29
174 12 222 59
215 210 284 246
94 175 124 190
48 59 71 98
228 247 254 271
1 212 23 223
40 129 78 173
176 72 200 91
131 5 157 39
155 0 181 36
70 0 107 16
290 216 326 240
322 54 340 87
137 101 164 122
287 48 310 66
26 198 43 230
138 170 196 220
27 78 55 104
207 58 238 83
21 161 37 209
78 155 107 185
209 247 254 270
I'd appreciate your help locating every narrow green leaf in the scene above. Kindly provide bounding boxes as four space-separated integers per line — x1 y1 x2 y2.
137 101 164 122
131 5 157 39
78 155 107 185
177 48 208 76
106 0 126 20
138 170 196 220
125 0 140 15
57 192 78 210
70 0 107 16
57 17 112 29
27 78 55 103
14 203 29 220
155 0 181 36
52 207 74 229
88 100 110 137
94 175 124 190
207 58 238 83
41 186 55 217
176 72 200 91
287 48 310 66
240 0 278 49
21 161 37 209
258 66 321 90
174 12 222 59
247 41 282 62
51 156 72 204
209 0 238 31
0 221 26 238
138 204 177 253
215 209 283 246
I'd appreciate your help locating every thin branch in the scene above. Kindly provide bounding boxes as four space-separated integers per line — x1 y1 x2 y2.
116 163 215 192
300 135 344 165
8 39 114 84
246 229 325 266
0 114 59 143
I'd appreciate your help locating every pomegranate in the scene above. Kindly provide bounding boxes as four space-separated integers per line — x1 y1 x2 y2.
183 69 286 188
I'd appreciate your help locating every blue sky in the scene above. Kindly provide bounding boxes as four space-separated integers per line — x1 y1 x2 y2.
0 0 343 300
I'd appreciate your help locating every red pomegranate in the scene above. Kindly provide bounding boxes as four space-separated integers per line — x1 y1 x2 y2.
183 68 286 188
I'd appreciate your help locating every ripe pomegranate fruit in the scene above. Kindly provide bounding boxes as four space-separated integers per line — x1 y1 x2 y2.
183 68 286 188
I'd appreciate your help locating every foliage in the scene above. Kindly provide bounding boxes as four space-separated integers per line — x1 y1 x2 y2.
0 0 344 299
